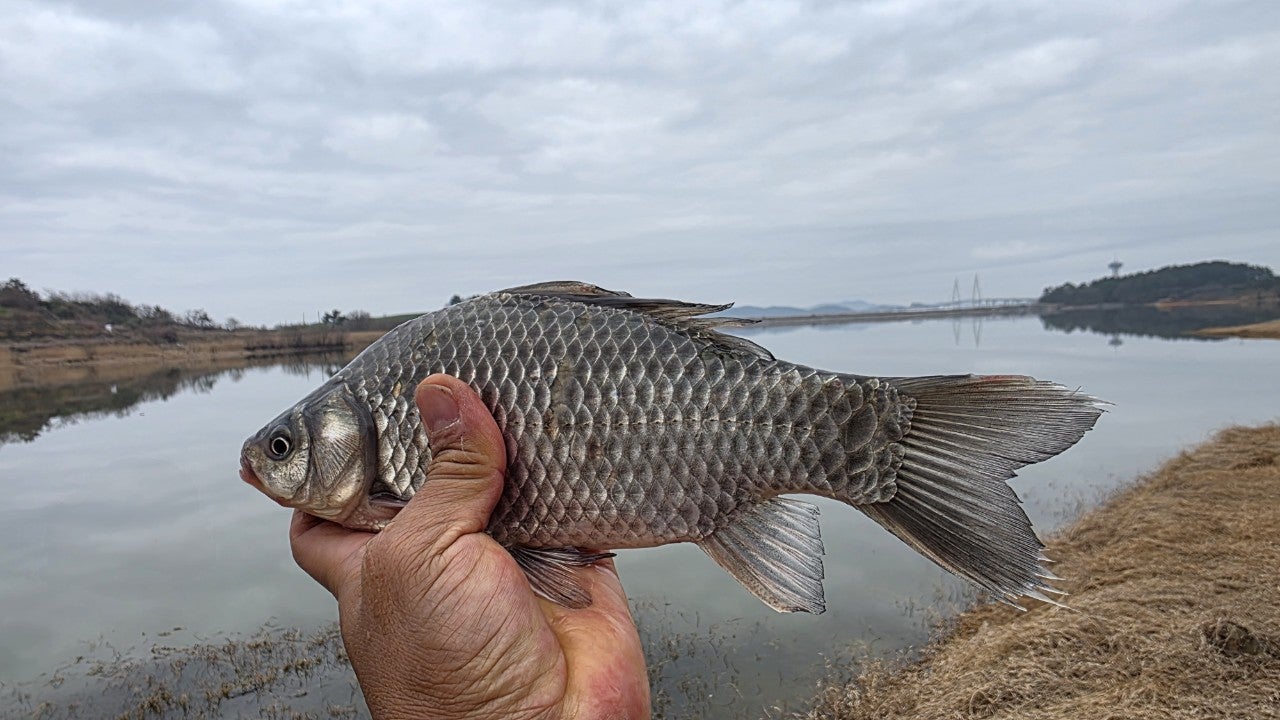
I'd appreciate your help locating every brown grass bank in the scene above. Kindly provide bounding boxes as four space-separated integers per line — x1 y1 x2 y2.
802 424 1280 720
0 330 385 392
1195 319 1280 340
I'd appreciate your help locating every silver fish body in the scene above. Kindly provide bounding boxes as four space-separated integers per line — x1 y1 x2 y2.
242 282 1102 613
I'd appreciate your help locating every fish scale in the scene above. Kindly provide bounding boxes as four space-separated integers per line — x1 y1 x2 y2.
242 281 1103 613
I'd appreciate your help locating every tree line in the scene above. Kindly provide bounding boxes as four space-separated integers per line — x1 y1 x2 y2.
0 278 416 342
1039 261 1279 306
1 277 232 325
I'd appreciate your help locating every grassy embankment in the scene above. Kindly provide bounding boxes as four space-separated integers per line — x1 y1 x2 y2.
802 424 1280 720
0 330 386 392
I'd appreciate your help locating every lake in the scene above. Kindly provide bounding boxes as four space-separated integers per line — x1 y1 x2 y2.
2 314 1277 718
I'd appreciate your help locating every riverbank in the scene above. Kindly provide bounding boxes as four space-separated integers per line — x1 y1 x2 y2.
1195 318 1280 340
0 330 384 392
802 423 1280 720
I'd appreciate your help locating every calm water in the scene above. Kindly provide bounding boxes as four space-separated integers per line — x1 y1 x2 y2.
1 316 1277 717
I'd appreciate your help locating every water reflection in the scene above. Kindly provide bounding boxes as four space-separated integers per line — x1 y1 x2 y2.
0 354 351 447
1039 304 1278 341
951 315 984 347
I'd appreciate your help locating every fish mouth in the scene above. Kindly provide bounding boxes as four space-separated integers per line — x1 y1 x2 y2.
239 459 292 509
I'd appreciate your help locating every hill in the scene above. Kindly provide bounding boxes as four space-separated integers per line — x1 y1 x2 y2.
1040 261 1279 306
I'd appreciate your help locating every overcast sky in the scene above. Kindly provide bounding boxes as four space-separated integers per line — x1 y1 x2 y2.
2 0 1277 325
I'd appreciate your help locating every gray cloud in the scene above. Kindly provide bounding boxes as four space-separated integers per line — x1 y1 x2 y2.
2 0 1277 324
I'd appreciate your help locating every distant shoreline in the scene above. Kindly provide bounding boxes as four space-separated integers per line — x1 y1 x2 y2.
802 423 1280 719
3 298 1277 390
748 302 1042 327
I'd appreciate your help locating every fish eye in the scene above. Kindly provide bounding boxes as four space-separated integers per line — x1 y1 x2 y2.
267 430 293 460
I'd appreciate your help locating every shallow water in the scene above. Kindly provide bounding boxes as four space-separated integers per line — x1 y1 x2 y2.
1 315 1276 717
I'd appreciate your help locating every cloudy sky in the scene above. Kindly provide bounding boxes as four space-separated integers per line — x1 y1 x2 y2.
2 0 1277 325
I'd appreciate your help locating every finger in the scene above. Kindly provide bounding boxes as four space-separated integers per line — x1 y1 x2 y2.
392 375 507 542
289 509 375 600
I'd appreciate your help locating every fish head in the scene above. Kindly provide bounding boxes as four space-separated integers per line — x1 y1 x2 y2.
240 384 376 523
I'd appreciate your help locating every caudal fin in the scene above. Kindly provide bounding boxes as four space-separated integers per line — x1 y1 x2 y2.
860 375 1103 607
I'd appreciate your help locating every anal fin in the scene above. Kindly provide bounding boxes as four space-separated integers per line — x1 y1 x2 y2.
697 497 826 614
508 546 615 609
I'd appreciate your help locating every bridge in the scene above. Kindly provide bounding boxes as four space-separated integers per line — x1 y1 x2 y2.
750 276 1040 328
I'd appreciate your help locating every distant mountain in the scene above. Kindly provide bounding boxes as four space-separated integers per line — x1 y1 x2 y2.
837 300 894 312
715 300 891 318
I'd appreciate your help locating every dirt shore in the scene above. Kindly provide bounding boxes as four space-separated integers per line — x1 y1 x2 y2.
1195 318 1280 340
0 331 384 392
803 424 1280 720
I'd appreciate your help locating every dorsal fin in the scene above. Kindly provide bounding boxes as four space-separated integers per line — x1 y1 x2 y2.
496 281 774 362
500 281 632 298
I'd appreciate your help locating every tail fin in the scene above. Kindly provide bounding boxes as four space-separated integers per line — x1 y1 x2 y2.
860 374 1103 607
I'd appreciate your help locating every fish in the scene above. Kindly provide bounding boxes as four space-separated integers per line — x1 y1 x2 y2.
240 281 1103 613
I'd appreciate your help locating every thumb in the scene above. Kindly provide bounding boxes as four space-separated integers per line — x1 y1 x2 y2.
391 374 507 542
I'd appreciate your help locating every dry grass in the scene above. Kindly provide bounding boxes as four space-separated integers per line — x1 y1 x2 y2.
1195 319 1280 340
802 424 1280 720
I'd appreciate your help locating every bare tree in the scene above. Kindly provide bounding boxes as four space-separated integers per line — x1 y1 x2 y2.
346 310 372 330
184 309 215 329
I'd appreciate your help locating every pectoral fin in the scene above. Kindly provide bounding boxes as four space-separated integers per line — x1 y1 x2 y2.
697 497 827 614
508 545 616 609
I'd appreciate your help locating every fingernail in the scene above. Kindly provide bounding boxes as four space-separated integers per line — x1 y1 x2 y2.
418 384 460 434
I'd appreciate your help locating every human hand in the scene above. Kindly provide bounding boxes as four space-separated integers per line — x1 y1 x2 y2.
290 374 650 719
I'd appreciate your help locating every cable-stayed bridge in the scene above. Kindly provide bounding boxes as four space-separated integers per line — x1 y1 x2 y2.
751 275 1039 328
